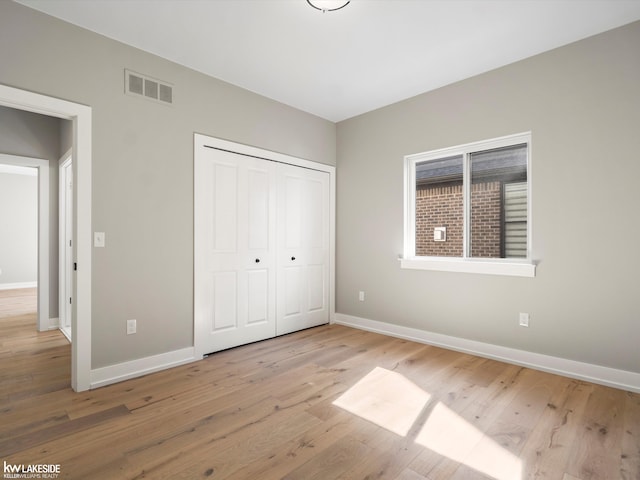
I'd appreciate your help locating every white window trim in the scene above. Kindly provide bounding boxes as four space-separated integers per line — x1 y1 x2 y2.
402 132 535 277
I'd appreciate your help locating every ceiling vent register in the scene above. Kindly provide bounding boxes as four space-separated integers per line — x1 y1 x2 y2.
125 69 173 105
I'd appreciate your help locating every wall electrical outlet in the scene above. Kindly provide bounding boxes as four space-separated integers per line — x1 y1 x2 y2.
127 319 137 335
358 291 365 302
519 313 530 327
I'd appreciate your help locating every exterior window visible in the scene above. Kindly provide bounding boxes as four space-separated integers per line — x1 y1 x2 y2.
470 144 528 258
404 133 532 275
415 155 464 257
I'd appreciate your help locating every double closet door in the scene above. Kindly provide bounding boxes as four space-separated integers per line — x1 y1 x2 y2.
194 145 330 355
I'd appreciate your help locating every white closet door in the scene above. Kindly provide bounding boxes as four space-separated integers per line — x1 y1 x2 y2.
194 148 277 354
276 163 330 335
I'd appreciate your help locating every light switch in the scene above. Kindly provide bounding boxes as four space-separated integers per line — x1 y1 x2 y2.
94 232 105 247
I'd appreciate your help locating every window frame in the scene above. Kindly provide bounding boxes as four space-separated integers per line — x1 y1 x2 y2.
402 132 535 277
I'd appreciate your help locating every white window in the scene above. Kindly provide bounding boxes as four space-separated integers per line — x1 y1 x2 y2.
402 132 535 277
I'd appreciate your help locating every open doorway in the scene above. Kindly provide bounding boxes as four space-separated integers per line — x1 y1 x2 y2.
0 84 92 392
0 163 39 339
0 154 49 331
0 164 37 292
0 161 38 329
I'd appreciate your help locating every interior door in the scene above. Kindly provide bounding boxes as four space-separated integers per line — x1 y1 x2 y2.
59 155 73 341
276 163 330 335
195 148 277 354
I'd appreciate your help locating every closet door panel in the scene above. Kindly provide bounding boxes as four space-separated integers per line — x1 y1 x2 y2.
247 169 270 250
284 176 303 249
212 163 238 252
247 269 269 325
277 164 330 335
212 271 237 331
195 148 277 355
283 265 303 316
307 264 325 312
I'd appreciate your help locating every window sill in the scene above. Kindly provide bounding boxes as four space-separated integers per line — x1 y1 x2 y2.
399 257 536 277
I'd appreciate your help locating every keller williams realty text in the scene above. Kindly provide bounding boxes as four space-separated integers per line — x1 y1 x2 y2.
3 461 60 479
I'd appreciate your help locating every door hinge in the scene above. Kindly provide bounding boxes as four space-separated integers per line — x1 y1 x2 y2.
74 262 77 271
69 297 72 305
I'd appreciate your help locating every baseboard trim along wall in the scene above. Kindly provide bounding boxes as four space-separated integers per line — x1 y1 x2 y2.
334 313 640 394
48 317 59 330
0 281 37 290
90 347 196 389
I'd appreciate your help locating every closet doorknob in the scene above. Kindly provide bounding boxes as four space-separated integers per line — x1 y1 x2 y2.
291 256 296 261
255 258 260 263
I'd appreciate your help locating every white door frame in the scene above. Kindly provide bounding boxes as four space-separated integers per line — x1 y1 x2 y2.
193 133 336 359
0 84 92 392
0 154 49 331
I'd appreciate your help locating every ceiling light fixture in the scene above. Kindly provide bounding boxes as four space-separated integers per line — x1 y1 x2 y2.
306 0 350 13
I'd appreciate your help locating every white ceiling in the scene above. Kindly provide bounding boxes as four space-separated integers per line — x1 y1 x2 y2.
15 0 640 122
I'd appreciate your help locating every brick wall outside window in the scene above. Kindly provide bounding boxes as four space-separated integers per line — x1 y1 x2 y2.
470 182 501 258
416 181 501 257
416 183 463 257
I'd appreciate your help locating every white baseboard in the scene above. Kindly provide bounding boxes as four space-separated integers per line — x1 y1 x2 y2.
0 281 37 290
334 313 640 394
59 326 72 344
90 347 197 389
48 317 59 329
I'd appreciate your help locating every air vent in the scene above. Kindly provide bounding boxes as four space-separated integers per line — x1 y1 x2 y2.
159 84 173 103
125 69 173 105
144 79 158 99
128 73 143 95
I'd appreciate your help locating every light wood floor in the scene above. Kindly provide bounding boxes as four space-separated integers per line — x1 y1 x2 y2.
1 289 638 480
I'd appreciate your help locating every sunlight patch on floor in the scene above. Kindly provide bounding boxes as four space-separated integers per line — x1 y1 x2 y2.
333 367 523 480
416 401 522 480
332 366 431 436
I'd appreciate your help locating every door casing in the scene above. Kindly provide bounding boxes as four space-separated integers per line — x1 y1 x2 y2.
0 83 92 392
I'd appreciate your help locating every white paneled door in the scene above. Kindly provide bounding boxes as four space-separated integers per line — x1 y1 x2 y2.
195 141 330 356
195 147 277 353
276 163 330 335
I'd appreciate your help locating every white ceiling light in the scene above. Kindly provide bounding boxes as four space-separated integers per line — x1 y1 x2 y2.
306 0 350 13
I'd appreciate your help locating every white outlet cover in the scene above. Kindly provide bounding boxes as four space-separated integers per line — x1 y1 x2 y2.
519 313 529 327
127 319 136 334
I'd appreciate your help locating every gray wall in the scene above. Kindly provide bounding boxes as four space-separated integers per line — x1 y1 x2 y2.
336 21 640 374
0 105 66 316
0 171 37 285
0 1 335 368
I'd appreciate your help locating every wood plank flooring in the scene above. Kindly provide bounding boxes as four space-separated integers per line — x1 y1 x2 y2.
1 289 639 479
